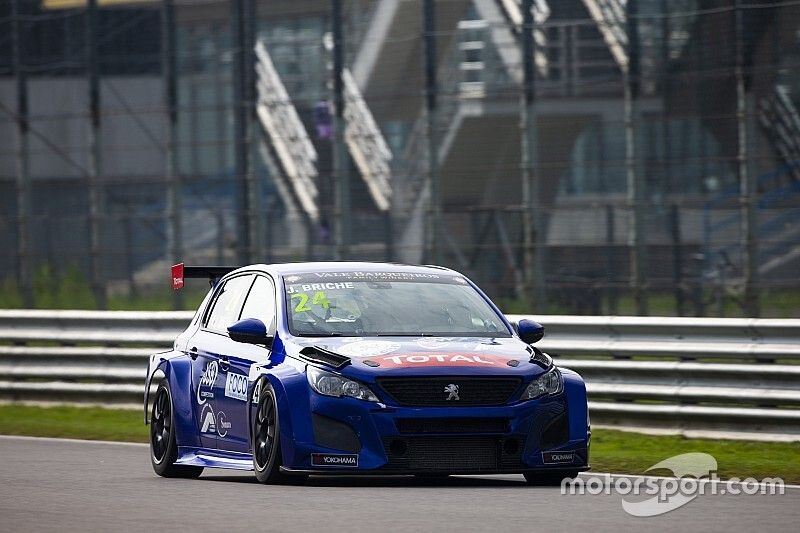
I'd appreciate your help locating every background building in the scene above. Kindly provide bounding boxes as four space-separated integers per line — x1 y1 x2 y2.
1 0 799 315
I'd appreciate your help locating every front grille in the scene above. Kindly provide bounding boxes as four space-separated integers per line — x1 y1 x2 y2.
396 417 509 434
382 436 524 472
377 377 522 406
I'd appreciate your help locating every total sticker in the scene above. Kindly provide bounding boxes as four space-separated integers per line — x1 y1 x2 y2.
379 353 509 367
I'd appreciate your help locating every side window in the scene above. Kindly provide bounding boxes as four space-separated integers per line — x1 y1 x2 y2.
239 276 277 333
205 275 254 333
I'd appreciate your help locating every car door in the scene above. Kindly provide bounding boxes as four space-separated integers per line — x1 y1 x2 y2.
189 273 255 450
215 274 277 453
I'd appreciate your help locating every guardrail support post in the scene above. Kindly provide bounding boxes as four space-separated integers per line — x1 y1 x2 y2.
671 204 685 316
605 204 618 314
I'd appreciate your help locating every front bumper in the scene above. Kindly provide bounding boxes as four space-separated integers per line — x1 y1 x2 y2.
280 378 590 475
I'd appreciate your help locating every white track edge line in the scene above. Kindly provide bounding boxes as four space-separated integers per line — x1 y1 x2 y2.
1 434 797 488
0 434 148 447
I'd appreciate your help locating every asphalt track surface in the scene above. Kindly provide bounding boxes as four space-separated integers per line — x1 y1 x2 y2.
1 436 798 532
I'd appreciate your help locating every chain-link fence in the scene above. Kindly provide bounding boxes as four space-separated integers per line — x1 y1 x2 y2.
1 0 799 316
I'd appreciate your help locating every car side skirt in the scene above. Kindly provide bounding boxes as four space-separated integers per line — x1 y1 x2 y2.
176 446 254 471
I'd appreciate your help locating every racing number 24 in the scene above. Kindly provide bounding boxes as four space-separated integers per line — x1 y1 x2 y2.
291 291 330 313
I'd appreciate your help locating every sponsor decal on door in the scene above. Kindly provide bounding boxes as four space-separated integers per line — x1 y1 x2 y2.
225 372 248 401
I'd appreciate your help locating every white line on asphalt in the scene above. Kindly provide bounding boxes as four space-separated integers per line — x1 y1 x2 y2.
1 434 797 489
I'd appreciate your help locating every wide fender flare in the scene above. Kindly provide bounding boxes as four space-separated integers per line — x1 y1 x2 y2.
144 352 201 449
144 352 172 424
248 363 310 463
560 367 590 441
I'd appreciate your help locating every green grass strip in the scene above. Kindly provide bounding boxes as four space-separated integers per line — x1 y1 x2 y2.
592 429 800 483
0 405 148 443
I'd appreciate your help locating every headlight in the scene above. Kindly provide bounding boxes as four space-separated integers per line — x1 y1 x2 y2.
521 367 562 400
306 366 380 402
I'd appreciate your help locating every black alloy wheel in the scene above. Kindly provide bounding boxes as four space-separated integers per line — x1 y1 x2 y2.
254 389 277 471
252 382 304 484
151 387 171 462
149 380 203 479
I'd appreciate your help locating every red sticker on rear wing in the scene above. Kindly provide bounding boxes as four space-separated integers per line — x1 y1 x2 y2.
171 264 239 289
172 263 185 290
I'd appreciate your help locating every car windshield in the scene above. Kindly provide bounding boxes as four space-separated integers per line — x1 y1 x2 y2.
283 271 510 337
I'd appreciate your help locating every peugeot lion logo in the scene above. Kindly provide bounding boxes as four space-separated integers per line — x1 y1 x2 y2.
444 384 460 401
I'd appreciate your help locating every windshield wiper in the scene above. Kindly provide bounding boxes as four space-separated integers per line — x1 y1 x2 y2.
362 333 435 337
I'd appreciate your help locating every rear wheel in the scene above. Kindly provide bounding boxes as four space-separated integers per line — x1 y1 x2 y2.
150 381 203 479
523 470 579 486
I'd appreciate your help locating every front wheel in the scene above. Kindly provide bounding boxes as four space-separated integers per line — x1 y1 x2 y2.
523 470 580 486
252 381 294 484
150 381 203 479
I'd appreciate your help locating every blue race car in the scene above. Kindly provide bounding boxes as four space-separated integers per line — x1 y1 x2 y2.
145 262 590 484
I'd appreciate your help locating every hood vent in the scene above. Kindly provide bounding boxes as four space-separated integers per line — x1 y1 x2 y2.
299 346 351 369
529 348 554 370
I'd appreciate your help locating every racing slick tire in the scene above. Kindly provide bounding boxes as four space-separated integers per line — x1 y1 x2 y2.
252 381 305 484
523 470 580 486
150 380 204 479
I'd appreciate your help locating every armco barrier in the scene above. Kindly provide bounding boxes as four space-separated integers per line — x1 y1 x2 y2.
1 310 798 440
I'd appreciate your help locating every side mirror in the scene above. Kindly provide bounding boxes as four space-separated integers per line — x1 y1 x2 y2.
228 318 273 345
515 319 545 344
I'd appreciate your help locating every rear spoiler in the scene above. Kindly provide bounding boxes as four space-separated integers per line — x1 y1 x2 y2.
171 263 239 290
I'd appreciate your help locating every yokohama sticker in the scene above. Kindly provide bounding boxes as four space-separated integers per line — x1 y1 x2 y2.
311 453 359 467
542 451 575 464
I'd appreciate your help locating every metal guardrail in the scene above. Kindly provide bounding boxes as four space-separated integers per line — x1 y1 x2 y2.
1 310 798 440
